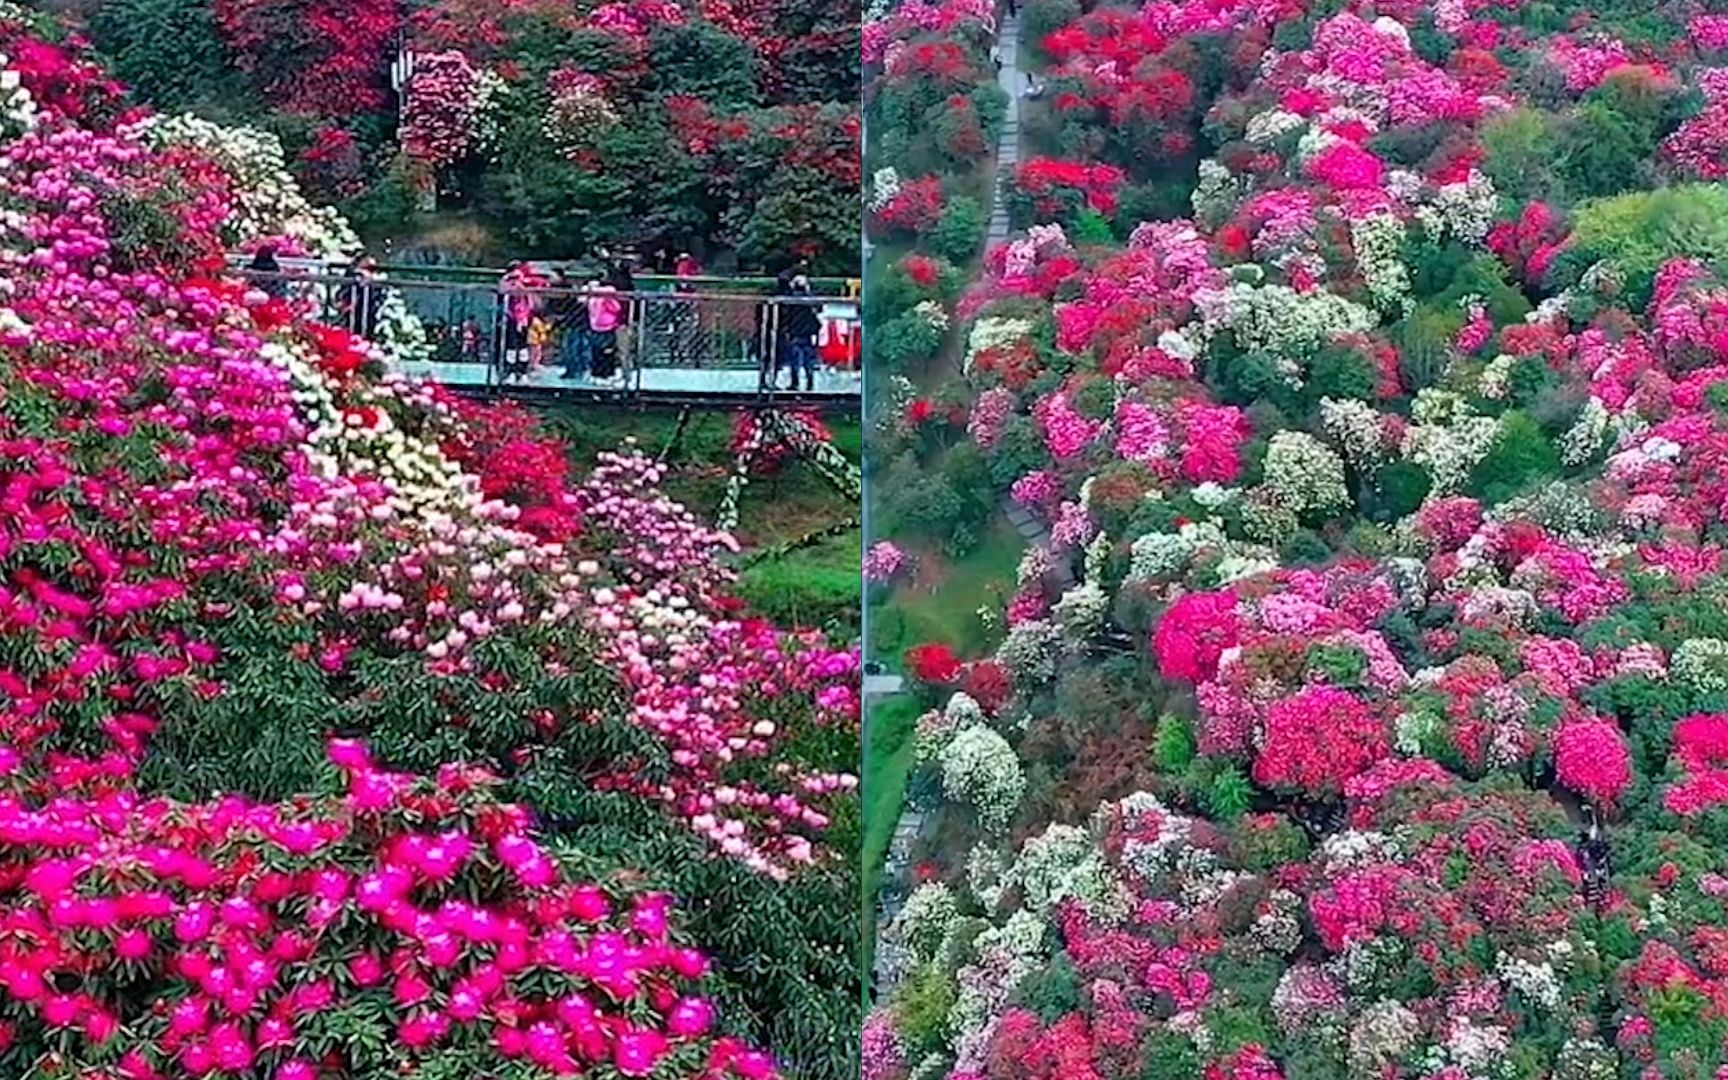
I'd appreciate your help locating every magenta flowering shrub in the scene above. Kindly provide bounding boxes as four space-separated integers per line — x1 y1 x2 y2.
0 742 775 1079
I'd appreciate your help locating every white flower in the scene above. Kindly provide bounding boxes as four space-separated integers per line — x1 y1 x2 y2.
894 882 960 963
1675 638 1728 695
869 166 902 211
1351 214 1412 314
1263 431 1350 516
940 726 1024 833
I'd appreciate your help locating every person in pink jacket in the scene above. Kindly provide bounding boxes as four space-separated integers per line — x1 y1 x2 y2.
586 275 622 382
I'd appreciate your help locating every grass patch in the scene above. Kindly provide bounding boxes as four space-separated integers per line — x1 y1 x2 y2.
868 515 1024 663
738 529 861 635
862 693 923 973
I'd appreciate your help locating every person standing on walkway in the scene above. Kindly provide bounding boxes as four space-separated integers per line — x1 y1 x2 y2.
248 243 287 300
606 254 637 376
554 268 591 381
778 274 822 392
354 256 383 340
586 272 623 384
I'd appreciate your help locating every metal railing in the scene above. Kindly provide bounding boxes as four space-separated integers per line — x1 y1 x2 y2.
232 266 860 401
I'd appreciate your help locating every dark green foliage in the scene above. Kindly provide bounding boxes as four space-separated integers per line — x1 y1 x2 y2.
1364 460 1433 524
1207 764 1253 821
1013 950 1083 1021
1023 0 1082 54
1154 715 1198 774
1468 411 1560 504
893 965 957 1057
647 21 763 108
931 195 988 264
88 0 242 114
1306 343 1379 403
870 310 946 371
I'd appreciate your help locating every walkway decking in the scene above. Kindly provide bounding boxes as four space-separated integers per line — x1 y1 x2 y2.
987 11 1024 247
394 360 861 407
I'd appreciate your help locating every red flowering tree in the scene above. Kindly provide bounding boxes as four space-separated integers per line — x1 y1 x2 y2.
214 0 402 118
1004 158 1127 228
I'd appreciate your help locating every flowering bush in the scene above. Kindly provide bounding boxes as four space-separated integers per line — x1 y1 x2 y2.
0 24 860 1077
866 1 1728 1076
402 50 501 171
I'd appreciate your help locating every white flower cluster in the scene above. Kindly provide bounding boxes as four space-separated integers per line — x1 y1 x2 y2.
995 618 1063 685
1477 353 1517 400
964 316 1035 375
1245 109 1306 145
1250 888 1304 955
1111 792 1195 886
1403 390 1502 494
1348 999 1422 1076
1192 158 1248 225
0 56 36 138
1320 397 1391 470
1415 170 1500 246
895 882 961 963
965 843 1010 914
371 287 435 364
1351 213 1413 315
1674 637 1728 696
913 298 949 332
1003 823 1098 915
870 166 902 211
1560 397 1612 466
1051 581 1108 638
940 725 1025 833
1262 431 1350 516
1556 1038 1619 1080
1196 281 1378 358
948 910 1047 1072
1320 830 1399 871
0 305 30 344
129 113 360 257
1495 951 1563 1011
1433 1017 1511 1075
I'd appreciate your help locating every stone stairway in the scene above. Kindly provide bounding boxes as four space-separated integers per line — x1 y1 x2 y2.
986 11 1023 247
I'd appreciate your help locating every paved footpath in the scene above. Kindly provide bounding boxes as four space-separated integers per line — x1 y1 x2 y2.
986 11 1023 247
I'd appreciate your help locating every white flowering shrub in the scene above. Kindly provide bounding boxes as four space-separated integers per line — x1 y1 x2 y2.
895 882 961 963
129 113 360 257
995 618 1063 685
1351 213 1413 315
940 725 1025 833
0 55 36 137
1262 431 1350 516
1196 281 1379 358
1674 637 1728 696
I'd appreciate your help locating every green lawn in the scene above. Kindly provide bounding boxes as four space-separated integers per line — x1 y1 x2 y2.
862 692 923 971
868 515 1024 663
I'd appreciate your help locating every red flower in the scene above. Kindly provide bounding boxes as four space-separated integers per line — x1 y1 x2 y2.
905 399 935 426
905 642 962 685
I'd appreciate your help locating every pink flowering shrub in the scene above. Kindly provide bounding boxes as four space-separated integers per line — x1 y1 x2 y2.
401 50 492 170
0 743 775 1079
1153 592 1240 684
1252 686 1388 797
